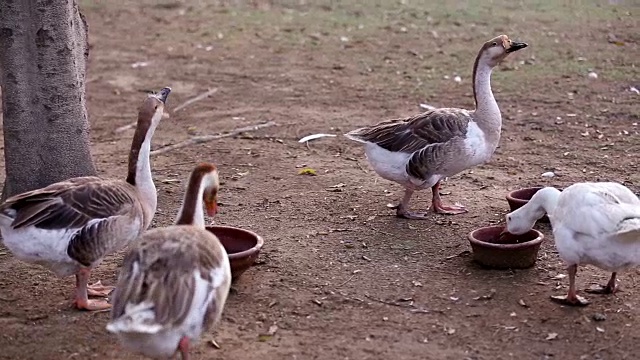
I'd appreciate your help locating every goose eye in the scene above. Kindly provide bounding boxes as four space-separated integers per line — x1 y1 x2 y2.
507 215 512 221
154 106 158 110
492 42 498 47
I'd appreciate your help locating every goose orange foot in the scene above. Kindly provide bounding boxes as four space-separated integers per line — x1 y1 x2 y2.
71 268 112 311
431 182 468 215
175 336 191 360
550 264 590 306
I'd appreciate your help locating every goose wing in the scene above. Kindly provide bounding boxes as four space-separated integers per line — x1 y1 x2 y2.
0 177 139 266
558 184 640 240
345 108 471 153
0 177 136 230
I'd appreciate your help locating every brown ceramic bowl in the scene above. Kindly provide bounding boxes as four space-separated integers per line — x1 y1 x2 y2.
468 225 544 269
206 225 264 281
506 187 550 223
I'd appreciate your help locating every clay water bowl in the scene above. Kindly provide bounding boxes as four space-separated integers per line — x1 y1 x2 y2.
206 225 264 281
506 187 550 223
468 225 544 269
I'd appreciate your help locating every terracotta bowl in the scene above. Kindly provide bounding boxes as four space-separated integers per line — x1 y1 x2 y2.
206 225 264 281
468 225 544 269
506 187 550 223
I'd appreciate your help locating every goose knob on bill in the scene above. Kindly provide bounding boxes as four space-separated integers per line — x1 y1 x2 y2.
107 163 232 360
345 35 527 219
0 87 171 311
505 182 640 306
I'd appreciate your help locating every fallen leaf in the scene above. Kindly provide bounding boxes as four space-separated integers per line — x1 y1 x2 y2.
209 339 221 349
298 168 317 176
258 324 279 342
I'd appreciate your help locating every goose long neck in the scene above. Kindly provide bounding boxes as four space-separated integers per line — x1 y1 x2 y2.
126 116 160 226
472 55 501 138
175 174 207 228
530 187 562 216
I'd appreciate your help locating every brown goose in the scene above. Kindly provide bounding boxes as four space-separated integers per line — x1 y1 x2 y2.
345 35 527 219
0 87 171 311
107 163 231 360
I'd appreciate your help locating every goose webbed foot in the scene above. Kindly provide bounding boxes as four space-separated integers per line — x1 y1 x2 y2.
432 201 468 215
431 182 468 215
550 264 589 306
387 189 430 220
550 294 590 307
585 272 617 294
72 268 112 311
87 280 115 297
397 209 430 220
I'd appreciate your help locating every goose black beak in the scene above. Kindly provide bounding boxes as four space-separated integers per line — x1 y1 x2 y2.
506 41 528 53
155 87 172 103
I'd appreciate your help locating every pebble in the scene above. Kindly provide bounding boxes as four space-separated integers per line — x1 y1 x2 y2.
592 313 606 322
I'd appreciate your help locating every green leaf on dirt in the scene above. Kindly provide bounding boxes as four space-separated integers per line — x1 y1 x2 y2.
298 168 317 176
258 324 279 342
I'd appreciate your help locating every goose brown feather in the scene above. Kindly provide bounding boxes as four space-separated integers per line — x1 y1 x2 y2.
0 87 171 311
110 226 225 329
107 163 231 359
344 35 528 219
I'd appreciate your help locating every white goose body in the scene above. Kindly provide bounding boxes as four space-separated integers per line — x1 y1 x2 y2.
551 183 640 271
345 35 527 219
107 163 232 359
0 87 171 311
506 182 640 305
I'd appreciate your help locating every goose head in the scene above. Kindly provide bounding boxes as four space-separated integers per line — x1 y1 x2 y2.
199 164 220 217
139 87 171 127
477 35 528 68
175 163 220 226
504 187 561 235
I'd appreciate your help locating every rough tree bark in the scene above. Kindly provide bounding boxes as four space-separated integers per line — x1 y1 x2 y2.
0 0 96 200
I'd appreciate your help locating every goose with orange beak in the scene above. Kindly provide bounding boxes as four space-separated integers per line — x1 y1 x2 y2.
107 163 231 359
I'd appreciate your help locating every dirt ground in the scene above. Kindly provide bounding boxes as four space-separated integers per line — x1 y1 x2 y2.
1 1 639 359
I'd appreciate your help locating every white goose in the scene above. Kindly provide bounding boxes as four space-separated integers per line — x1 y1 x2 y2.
505 182 640 306
107 163 231 360
345 35 527 219
0 87 171 311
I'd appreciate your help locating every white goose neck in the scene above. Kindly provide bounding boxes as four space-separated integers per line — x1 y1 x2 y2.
135 121 160 228
473 61 501 136
530 187 562 216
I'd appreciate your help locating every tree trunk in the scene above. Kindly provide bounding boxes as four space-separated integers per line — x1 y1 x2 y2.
0 0 96 200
